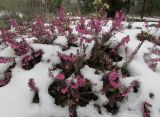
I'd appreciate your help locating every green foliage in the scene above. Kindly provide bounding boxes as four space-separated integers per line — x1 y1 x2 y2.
47 0 64 13
80 0 94 15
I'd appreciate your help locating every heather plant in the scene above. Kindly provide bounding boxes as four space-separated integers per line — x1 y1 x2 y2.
22 50 43 70
137 30 159 45
0 62 16 87
9 19 23 34
137 21 160 46
123 40 144 68
0 30 30 56
0 56 15 63
28 78 39 103
143 45 160 71
103 78 140 114
48 74 98 117
76 16 90 35
108 11 125 38
53 44 87 78
143 102 152 117
0 5 147 116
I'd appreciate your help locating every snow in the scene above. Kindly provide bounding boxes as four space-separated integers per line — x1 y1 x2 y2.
0 20 160 117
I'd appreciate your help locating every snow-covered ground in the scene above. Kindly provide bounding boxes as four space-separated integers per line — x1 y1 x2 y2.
0 20 160 117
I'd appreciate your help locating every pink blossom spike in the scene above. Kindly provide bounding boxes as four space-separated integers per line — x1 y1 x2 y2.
28 78 38 92
55 73 65 80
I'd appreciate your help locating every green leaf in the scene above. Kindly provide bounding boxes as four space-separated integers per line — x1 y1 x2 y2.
108 88 116 92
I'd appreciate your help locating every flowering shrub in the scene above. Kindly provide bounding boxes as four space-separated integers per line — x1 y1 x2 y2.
143 46 160 71
76 17 90 35
0 57 15 63
0 6 147 116
116 35 130 48
109 11 125 36
28 78 39 103
137 30 160 45
48 74 98 117
56 45 86 78
9 19 23 34
103 79 140 114
0 63 15 87
22 50 43 70
0 30 30 56
143 102 151 117
108 69 121 88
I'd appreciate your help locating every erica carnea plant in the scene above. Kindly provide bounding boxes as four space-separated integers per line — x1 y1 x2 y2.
143 102 152 117
0 57 15 63
22 50 43 70
0 30 30 56
143 45 160 71
0 63 16 87
28 78 39 103
103 76 140 114
48 73 98 117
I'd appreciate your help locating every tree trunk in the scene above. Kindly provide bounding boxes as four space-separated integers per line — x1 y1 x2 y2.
141 0 146 19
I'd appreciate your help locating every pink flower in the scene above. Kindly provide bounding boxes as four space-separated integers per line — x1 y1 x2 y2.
67 81 79 90
88 18 101 33
28 78 38 92
22 55 33 63
0 57 15 63
150 58 160 62
55 73 65 80
61 87 68 94
79 16 85 26
143 102 151 117
155 21 160 28
10 19 22 34
120 91 127 97
111 11 125 32
145 22 149 28
108 70 121 88
116 35 130 48
76 75 86 87
58 53 77 62
80 37 92 43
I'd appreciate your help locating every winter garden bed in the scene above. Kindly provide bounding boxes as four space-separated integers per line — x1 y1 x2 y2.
0 6 160 117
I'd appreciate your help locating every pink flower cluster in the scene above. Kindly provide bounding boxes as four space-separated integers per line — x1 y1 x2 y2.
59 75 87 94
76 17 90 35
88 18 102 34
0 30 16 45
56 20 65 34
31 18 50 38
58 52 77 63
150 58 160 62
111 11 125 32
57 6 67 22
108 69 121 88
151 48 160 55
80 37 92 43
28 78 38 92
0 79 7 87
155 21 160 28
13 38 30 56
60 87 68 94
10 19 22 34
50 19 56 33
120 80 140 97
0 30 29 56
76 75 86 87
21 55 33 67
116 35 130 48
0 57 15 63
143 102 151 117
55 72 65 80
